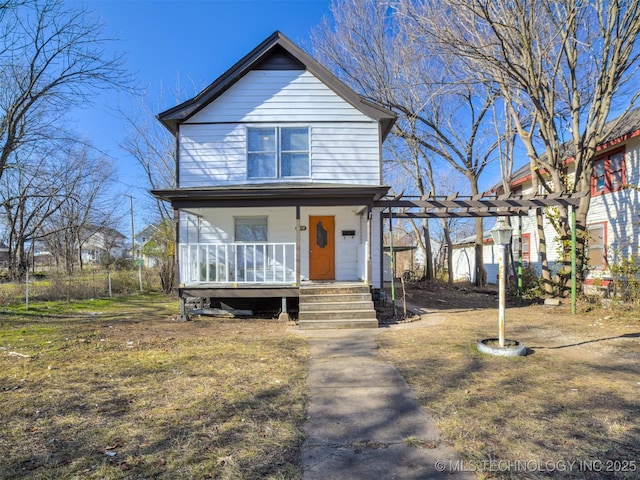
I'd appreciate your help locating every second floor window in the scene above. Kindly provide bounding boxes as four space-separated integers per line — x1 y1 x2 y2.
247 127 309 179
592 148 625 195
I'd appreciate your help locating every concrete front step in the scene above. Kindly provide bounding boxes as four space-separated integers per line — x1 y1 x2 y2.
298 282 378 329
298 319 379 329
300 285 371 296
299 301 374 312
299 293 372 304
299 310 377 321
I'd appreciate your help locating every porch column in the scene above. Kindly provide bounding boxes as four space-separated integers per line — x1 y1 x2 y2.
175 208 190 321
378 209 385 291
295 205 301 286
366 206 372 284
173 208 181 291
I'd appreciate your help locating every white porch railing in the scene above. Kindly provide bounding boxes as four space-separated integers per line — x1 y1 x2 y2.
180 243 296 284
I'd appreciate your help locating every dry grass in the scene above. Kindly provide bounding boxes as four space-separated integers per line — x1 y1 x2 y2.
0 294 308 479
378 284 640 479
3 285 639 479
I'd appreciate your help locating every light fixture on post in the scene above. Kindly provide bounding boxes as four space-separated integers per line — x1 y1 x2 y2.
490 217 512 347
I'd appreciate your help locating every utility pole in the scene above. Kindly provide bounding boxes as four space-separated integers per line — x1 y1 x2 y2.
125 195 142 291
126 195 135 260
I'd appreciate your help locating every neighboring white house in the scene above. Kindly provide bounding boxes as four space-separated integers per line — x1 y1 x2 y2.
452 107 640 285
134 224 160 268
152 32 396 319
0 242 8 267
80 227 128 264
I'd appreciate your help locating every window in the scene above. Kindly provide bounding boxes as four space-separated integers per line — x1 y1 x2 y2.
591 148 625 195
247 127 309 179
234 217 268 242
521 233 531 266
587 223 606 269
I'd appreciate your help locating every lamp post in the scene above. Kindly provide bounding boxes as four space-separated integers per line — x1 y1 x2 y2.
490 217 513 348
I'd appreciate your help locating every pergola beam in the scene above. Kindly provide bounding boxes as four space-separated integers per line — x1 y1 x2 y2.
393 210 527 219
375 191 586 217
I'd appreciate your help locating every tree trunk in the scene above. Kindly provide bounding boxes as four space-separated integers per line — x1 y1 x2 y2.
573 194 591 282
441 218 454 286
474 217 487 287
422 221 434 281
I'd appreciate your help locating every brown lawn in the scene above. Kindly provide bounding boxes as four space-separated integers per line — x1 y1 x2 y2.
378 283 640 479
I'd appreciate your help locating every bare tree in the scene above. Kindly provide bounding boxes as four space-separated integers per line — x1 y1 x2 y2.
312 0 507 286
2 147 70 277
119 91 179 292
0 0 127 183
119 92 177 222
40 145 117 273
404 0 640 291
1 142 116 278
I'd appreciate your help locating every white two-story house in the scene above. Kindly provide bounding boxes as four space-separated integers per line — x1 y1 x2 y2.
152 32 396 326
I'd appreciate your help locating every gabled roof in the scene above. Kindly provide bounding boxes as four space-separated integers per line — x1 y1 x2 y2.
135 224 159 238
504 106 640 189
84 225 127 240
157 31 396 139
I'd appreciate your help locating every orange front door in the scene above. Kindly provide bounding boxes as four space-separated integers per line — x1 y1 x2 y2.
309 216 335 280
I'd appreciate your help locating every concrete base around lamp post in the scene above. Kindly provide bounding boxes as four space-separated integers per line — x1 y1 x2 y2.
477 338 527 357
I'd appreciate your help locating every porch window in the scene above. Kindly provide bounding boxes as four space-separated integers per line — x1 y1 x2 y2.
234 217 268 242
234 216 269 279
591 148 625 195
587 223 606 269
247 127 309 179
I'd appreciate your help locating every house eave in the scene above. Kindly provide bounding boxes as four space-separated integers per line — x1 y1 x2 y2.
151 183 390 208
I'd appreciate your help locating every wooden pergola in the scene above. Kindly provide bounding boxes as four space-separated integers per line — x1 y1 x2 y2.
374 190 588 314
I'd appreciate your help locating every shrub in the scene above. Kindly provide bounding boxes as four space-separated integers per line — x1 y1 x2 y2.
609 251 640 305
509 264 543 300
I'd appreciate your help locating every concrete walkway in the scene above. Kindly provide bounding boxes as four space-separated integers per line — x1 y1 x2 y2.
294 326 475 480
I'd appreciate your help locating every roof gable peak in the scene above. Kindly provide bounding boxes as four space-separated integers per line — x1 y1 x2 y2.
157 31 395 138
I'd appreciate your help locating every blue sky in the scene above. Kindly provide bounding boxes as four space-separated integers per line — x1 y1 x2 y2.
70 0 332 230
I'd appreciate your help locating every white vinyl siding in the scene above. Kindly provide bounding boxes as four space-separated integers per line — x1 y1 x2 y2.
179 124 246 185
177 70 381 187
188 70 372 123
587 136 640 264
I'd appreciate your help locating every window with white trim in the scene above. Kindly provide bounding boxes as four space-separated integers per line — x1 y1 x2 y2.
247 127 309 179
234 217 268 242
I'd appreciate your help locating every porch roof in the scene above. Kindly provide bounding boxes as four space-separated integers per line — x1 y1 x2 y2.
151 183 390 208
